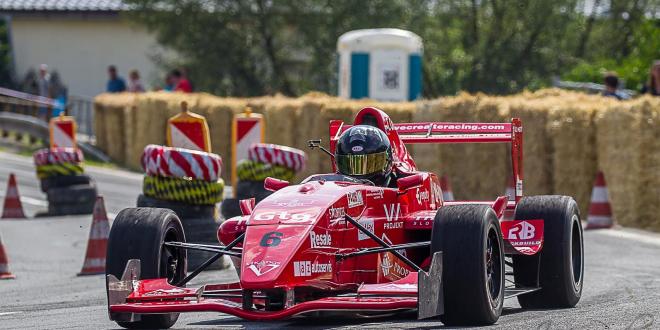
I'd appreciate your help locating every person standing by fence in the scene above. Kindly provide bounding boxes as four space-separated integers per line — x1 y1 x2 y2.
37 64 51 119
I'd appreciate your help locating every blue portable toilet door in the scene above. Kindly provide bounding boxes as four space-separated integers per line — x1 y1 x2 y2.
408 54 422 101
350 53 369 99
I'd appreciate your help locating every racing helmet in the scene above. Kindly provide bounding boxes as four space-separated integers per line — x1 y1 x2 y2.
335 125 393 185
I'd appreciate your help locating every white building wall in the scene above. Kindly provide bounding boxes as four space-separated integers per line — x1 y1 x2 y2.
10 16 167 98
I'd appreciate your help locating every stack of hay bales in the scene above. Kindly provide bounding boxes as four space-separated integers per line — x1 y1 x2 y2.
33 147 97 215
93 89 660 232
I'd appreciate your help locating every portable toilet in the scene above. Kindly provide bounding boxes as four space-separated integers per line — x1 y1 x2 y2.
337 28 423 101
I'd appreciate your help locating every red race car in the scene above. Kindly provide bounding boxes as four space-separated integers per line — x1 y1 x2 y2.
106 107 584 329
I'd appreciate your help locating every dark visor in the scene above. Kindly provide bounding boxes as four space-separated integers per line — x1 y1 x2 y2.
335 151 389 176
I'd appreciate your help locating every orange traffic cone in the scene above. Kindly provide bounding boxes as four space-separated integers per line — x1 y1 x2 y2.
440 175 454 201
1 173 26 219
505 176 515 201
586 171 614 230
0 231 16 279
78 196 110 275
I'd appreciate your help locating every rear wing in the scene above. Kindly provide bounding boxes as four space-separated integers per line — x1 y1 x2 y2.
329 118 524 203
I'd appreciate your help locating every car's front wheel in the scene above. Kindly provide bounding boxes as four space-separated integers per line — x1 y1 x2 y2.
431 205 504 326
106 207 187 329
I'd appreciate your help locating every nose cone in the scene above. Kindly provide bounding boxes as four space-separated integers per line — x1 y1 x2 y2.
240 224 311 289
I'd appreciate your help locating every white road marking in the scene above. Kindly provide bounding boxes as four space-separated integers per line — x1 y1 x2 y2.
0 311 24 317
0 194 48 207
593 228 660 247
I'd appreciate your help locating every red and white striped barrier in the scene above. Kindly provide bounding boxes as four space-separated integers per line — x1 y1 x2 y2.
49 116 77 149
141 145 222 182
586 171 614 230
248 143 306 172
232 109 264 190
167 102 211 152
33 147 84 166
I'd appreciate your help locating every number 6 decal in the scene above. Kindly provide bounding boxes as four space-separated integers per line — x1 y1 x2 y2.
260 231 283 247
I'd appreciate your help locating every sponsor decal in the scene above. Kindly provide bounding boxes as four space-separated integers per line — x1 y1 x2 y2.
416 188 430 204
411 214 434 227
253 211 316 222
357 218 375 241
430 181 442 206
366 189 384 200
394 123 508 132
309 231 332 248
293 260 333 277
329 206 345 220
351 145 364 152
347 191 364 208
247 260 280 277
383 203 403 229
516 178 523 197
507 221 536 240
379 252 410 280
380 253 392 276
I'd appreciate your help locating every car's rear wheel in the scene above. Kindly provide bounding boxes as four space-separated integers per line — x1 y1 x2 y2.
106 208 187 329
512 195 583 308
431 205 504 325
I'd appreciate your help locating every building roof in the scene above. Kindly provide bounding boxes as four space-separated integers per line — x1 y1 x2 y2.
0 0 130 12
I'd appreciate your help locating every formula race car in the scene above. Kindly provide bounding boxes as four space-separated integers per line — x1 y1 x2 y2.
105 107 584 328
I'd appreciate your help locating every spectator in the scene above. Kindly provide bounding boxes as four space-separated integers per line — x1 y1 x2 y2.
162 73 175 91
640 60 660 96
37 64 51 119
601 72 627 100
106 65 126 93
49 71 68 117
127 69 145 93
171 69 192 93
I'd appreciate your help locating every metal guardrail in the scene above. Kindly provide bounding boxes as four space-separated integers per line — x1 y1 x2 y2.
0 112 110 162
67 94 95 141
552 78 636 98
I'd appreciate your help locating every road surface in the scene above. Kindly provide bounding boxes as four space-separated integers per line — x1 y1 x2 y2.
0 151 658 329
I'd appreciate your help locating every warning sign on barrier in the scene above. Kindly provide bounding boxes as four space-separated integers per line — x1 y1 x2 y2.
49 115 77 149
232 108 264 193
166 101 211 152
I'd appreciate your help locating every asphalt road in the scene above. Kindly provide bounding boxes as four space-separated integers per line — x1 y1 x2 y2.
1 151 659 329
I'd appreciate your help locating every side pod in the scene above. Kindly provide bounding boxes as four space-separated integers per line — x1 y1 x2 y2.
417 251 444 319
107 259 141 322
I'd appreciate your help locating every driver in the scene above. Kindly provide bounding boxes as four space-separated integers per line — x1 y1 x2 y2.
335 125 396 187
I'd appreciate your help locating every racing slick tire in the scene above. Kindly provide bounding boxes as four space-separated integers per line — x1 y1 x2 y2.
431 205 504 326
136 194 216 219
106 208 187 329
40 174 92 193
512 195 584 308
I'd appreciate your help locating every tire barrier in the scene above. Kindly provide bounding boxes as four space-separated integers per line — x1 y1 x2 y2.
141 144 222 182
36 163 84 179
46 184 97 216
236 160 295 182
142 175 224 205
248 143 306 172
40 174 92 193
33 147 84 166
